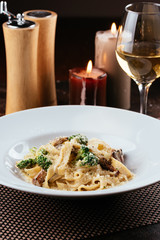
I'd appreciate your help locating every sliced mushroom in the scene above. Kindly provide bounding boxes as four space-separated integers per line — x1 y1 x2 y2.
99 157 116 172
32 169 47 187
53 137 68 149
112 149 124 163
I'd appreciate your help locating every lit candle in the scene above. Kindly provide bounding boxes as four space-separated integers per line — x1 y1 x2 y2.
95 23 131 109
69 60 107 106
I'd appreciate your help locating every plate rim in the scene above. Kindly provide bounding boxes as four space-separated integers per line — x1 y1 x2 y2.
0 105 160 198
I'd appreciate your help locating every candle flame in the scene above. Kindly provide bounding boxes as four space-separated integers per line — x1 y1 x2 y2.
86 60 92 74
111 22 117 35
118 25 123 34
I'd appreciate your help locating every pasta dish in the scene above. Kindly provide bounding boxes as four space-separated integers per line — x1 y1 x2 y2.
16 134 134 191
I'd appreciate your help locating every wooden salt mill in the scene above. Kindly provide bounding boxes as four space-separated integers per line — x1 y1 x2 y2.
24 10 57 106
3 14 40 114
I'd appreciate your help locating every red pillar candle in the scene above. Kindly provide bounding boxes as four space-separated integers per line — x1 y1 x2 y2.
69 60 107 106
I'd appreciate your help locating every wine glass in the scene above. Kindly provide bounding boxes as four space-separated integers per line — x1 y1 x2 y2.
116 2 160 114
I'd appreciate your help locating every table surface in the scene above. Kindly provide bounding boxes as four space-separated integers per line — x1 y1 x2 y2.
0 17 160 240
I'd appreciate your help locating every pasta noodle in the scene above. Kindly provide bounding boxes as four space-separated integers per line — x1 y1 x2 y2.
16 134 134 191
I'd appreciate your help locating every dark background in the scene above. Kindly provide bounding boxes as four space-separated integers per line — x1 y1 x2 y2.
1 0 160 114
1 0 159 82
5 0 159 18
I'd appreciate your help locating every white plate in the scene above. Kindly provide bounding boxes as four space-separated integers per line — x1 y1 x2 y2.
0 105 160 198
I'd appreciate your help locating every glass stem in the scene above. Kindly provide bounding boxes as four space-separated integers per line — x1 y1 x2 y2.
138 83 151 114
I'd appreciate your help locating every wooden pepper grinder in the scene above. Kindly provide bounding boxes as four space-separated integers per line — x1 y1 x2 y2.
3 14 40 114
0 1 15 86
24 10 57 106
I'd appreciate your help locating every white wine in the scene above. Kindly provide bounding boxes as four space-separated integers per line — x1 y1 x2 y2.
116 42 160 84
116 2 160 114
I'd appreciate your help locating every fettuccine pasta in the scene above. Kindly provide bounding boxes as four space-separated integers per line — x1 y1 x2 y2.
16 134 134 191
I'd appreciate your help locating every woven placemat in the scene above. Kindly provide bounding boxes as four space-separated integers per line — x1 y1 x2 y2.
1 182 160 240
